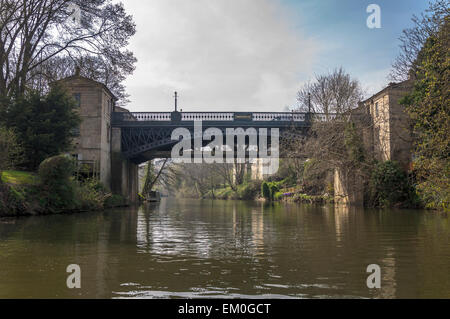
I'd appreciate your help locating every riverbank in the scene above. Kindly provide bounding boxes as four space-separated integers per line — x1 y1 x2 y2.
0 170 128 217
183 179 334 205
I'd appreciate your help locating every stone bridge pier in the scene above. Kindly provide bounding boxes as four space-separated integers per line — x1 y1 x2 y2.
111 127 139 203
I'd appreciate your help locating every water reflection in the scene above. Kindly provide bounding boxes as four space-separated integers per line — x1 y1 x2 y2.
0 199 448 298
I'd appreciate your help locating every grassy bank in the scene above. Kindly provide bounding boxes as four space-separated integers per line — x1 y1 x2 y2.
0 169 127 217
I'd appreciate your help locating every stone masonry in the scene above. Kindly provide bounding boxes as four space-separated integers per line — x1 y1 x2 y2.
56 73 139 202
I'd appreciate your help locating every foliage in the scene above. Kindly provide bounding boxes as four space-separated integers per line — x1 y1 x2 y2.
274 192 284 201
142 159 168 197
38 155 75 185
390 0 449 81
74 180 107 211
104 194 127 208
344 122 365 165
269 184 279 201
38 155 77 211
237 180 262 200
0 179 28 216
400 16 450 211
261 182 271 200
1 84 81 170
369 161 418 208
0 127 23 171
290 68 368 200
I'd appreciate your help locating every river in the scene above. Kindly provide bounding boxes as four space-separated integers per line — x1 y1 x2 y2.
0 199 448 298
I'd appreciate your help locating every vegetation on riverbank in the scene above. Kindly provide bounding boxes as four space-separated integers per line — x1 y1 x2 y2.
399 15 449 211
0 156 127 217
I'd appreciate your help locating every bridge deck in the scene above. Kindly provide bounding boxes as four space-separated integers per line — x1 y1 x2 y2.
112 111 339 127
111 111 343 163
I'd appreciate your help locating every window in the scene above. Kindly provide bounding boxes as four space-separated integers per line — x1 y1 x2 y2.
375 102 379 117
73 93 81 107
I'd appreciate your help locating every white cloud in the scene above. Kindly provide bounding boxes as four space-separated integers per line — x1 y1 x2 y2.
359 68 391 98
122 0 317 112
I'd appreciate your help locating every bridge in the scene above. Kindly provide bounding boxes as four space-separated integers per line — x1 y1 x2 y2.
60 75 412 206
111 110 338 164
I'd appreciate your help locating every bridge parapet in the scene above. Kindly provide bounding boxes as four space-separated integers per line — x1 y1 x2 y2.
112 111 318 126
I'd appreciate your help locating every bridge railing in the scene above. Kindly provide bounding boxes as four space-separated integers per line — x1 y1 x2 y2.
112 111 347 125
112 111 315 123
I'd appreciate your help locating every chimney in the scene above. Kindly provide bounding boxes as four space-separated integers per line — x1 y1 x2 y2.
75 66 81 76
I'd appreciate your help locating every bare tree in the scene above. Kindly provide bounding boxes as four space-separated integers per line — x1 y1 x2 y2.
0 0 136 101
390 0 449 82
141 159 169 197
296 67 364 115
287 68 368 194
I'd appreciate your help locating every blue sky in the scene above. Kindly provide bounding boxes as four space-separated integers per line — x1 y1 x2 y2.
280 0 429 93
123 0 430 112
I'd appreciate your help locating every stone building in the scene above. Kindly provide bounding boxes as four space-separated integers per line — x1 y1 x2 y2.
359 80 414 170
55 72 139 202
334 80 414 205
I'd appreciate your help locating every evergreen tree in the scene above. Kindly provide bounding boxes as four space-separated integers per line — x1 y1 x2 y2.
1 84 81 171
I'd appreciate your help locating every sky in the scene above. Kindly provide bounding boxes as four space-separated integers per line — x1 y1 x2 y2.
121 0 430 112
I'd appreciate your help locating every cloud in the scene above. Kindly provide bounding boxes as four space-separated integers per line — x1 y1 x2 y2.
359 68 391 98
122 0 317 112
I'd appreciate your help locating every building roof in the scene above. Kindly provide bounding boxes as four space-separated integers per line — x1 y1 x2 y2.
361 79 412 104
53 74 118 101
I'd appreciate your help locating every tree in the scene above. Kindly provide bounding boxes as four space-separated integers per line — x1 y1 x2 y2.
390 0 449 82
400 16 449 210
215 162 247 191
290 68 367 194
1 83 81 170
0 0 136 103
0 127 23 171
296 67 364 114
141 159 168 197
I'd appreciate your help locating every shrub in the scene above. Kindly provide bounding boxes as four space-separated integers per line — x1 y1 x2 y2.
237 180 262 200
38 155 76 211
274 191 284 201
38 155 75 184
0 179 28 216
74 182 105 211
104 194 127 208
269 184 279 201
369 161 418 208
261 182 270 200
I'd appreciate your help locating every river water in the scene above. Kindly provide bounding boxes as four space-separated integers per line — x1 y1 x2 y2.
0 199 448 299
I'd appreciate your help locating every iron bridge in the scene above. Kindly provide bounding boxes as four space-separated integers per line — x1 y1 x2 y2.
111 111 338 164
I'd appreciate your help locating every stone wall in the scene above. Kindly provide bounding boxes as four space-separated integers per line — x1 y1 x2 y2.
334 167 364 206
361 80 413 169
334 81 413 206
